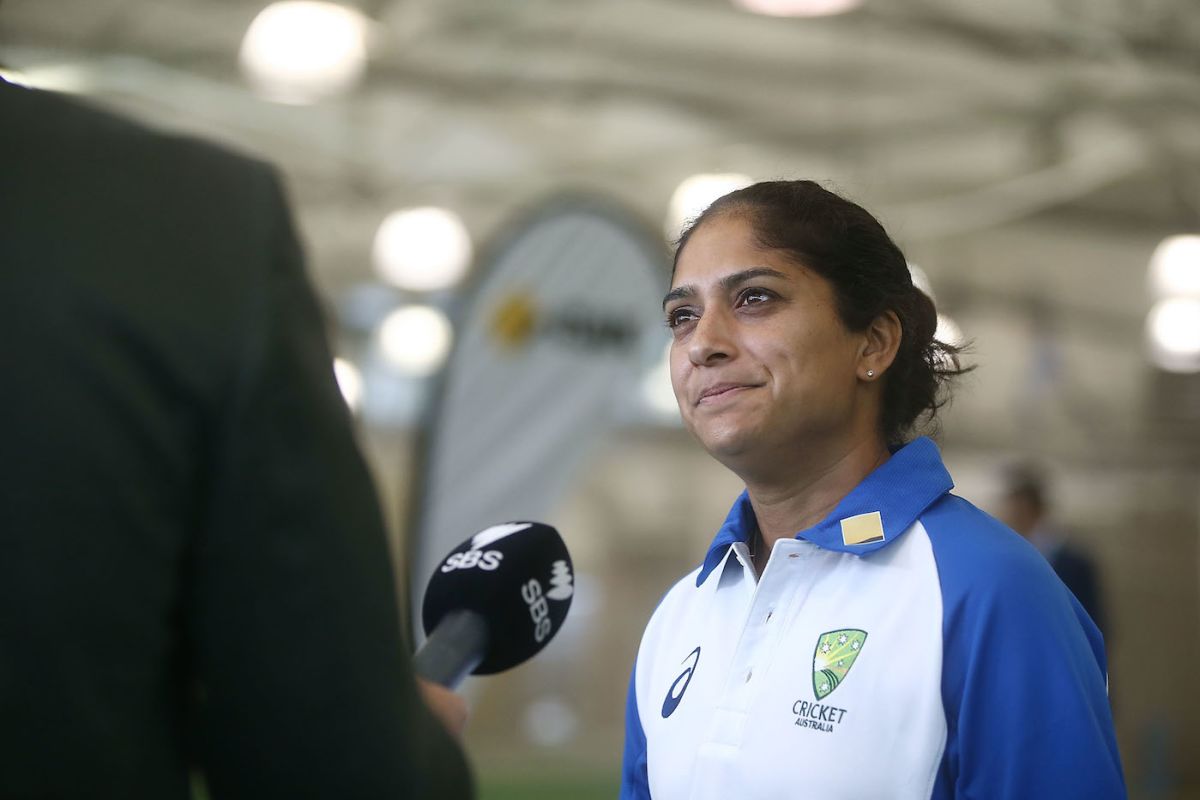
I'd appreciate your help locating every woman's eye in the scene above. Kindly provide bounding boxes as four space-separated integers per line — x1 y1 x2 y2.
666 308 698 329
739 288 774 306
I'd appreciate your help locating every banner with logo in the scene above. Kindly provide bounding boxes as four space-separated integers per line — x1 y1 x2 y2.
407 196 667 632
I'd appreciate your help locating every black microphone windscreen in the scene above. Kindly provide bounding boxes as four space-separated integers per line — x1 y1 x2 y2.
421 521 573 675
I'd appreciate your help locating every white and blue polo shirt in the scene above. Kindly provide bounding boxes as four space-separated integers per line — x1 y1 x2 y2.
621 437 1124 799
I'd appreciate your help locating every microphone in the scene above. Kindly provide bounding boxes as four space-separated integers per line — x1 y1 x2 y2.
413 521 574 688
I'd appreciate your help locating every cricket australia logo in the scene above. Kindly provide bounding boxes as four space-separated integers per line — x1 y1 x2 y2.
813 628 867 700
792 628 867 733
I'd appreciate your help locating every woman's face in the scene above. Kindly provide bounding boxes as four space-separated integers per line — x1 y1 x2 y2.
665 214 867 467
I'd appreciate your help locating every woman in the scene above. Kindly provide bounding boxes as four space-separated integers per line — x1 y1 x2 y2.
620 181 1123 799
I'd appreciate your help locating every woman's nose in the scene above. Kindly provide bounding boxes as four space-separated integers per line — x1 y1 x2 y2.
688 308 736 366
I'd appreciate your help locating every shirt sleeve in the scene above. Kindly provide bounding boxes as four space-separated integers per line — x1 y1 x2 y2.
925 497 1125 800
620 660 652 800
188 165 473 799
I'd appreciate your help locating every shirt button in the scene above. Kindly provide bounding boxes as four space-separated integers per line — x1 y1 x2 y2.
745 669 753 683
788 553 800 559
765 611 774 622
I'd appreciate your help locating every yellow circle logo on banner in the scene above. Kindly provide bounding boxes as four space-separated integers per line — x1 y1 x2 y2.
490 294 539 350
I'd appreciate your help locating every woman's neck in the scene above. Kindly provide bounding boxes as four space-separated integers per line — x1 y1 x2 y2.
745 434 890 570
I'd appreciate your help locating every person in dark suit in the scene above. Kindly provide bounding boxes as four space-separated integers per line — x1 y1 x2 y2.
998 464 1107 638
0 77 472 798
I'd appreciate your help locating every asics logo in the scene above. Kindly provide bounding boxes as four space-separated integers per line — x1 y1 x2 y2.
661 646 701 719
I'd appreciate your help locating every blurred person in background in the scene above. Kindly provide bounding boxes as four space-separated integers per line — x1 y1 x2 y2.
998 464 1107 638
0 77 472 799
621 180 1123 799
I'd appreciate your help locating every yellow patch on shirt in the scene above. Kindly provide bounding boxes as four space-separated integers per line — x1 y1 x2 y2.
840 511 885 546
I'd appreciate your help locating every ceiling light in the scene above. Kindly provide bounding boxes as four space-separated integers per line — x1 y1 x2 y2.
666 173 752 242
378 305 454 376
373 207 473 292
239 1 369 104
935 314 964 348
932 314 966 372
1148 234 1200 300
733 0 861 17
1146 297 1200 373
908 263 935 300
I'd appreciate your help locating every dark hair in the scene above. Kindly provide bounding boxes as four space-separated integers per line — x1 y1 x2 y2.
673 179 970 446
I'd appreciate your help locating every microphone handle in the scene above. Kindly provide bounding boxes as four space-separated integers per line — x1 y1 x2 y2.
413 609 490 689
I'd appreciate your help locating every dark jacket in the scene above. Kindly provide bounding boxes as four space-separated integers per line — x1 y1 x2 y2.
0 79 472 799
1049 544 1106 639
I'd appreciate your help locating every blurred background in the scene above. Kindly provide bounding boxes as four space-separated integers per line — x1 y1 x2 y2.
2 0 1198 797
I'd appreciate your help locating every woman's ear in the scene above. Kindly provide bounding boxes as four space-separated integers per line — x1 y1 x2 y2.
859 310 901 380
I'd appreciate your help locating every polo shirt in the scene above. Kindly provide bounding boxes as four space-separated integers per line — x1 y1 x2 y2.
621 437 1124 799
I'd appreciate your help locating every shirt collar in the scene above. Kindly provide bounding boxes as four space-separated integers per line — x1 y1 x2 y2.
695 436 954 587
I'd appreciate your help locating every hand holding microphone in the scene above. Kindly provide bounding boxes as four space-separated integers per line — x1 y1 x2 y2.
414 521 574 689
416 679 469 738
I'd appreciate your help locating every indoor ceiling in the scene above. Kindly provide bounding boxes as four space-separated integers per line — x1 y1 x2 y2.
3 0 1199 454
3 1 1197 284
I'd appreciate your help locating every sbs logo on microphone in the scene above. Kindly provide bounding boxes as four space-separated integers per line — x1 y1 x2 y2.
441 521 532 572
521 559 573 643
440 549 503 572
546 559 573 600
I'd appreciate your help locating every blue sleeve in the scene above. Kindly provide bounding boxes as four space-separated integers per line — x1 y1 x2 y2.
924 496 1125 799
620 661 651 800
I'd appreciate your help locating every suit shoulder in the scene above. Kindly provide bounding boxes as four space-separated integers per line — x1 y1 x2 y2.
2 82 278 194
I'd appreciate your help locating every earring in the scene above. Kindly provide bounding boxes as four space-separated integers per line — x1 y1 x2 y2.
866 369 875 378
